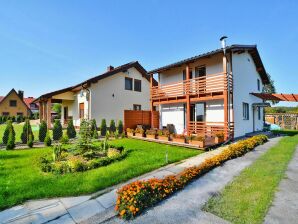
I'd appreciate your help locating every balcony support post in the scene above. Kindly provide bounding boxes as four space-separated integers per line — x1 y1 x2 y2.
223 55 229 140
186 64 191 136
150 75 154 128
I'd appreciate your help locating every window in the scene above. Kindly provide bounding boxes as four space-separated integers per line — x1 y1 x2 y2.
125 77 133 90
257 79 260 91
243 103 249 120
134 79 142 92
9 100 17 107
133 104 142 110
195 66 206 78
17 112 23 116
258 107 261 120
2 112 9 116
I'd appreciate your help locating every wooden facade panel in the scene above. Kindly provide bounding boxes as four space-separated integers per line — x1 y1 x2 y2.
124 110 159 130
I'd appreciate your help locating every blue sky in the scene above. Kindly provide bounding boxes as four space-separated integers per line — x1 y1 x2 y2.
0 0 297 106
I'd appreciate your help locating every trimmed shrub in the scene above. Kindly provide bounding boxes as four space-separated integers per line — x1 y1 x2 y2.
39 120 47 142
100 119 107 136
117 120 123 134
109 120 116 133
60 134 69 144
21 119 34 144
6 129 15 150
115 135 268 219
91 119 98 139
53 120 63 141
28 134 34 148
2 120 15 145
66 119 76 139
44 131 52 146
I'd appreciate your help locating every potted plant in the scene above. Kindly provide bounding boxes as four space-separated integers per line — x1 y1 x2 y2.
157 129 170 141
126 128 135 137
135 127 144 138
145 129 157 139
215 132 224 144
189 135 205 148
172 134 185 144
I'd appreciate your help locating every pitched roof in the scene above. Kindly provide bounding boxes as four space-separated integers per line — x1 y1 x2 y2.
36 61 154 101
0 88 31 111
23 97 38 108
148 44 269 84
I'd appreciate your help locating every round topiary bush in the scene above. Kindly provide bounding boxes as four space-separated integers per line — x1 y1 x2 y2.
39 120 47 142
53 120 63 141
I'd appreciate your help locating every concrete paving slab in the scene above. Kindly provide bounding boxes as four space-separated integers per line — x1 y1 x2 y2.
152 170 175 179
24 199 60 211
68 200 105 223
96 190 117 209
60 196 91 209
6 201 67 224
47 214 75 224
0 206 28 224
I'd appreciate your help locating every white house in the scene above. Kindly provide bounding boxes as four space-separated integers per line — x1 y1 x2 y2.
148 44 270 139
37 61 152 127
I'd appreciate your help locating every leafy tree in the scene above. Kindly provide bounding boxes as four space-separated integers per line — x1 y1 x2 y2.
2 120 15 145
52 103 62 119
21 119 34 144
100 119 107 136
66 119 76 139
109 119 116 133
263 73 277 104
117 120 123 134
44 131 52 146
6 129 15 150
53 120 63 141
39 120 47 142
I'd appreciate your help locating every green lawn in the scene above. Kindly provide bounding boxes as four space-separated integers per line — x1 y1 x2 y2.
203 135 298 224
0 138 201 210
0 124 39 144
271 129 298 136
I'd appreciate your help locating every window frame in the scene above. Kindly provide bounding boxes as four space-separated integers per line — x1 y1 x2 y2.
133 104 142 111
243 102 249 120
9 100 17 107
257 79 260 91
125 77 133 91
134 79 142 92
258 107 261 120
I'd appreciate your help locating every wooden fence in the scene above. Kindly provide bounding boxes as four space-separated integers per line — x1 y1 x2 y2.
124 110 159 130
265 113 298 130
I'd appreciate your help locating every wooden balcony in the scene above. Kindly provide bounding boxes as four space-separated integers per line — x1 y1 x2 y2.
151 72 232 105
189 121 234 138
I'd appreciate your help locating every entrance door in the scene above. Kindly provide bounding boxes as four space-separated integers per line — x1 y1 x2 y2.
64 106 68 124
79 103 84 119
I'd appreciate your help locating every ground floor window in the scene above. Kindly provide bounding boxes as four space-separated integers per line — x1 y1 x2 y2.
17 112 23 116
2 112 9 116
133 104 141 110
243 102 249 120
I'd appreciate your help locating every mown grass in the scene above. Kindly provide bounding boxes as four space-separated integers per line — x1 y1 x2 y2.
0 124 39 144
203 135 298 224
0 138 201 210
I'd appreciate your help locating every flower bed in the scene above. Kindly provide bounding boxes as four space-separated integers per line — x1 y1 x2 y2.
115 135 268 219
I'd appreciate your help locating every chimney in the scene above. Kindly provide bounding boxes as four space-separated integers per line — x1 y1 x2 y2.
18 90 24 100
107 65 114 72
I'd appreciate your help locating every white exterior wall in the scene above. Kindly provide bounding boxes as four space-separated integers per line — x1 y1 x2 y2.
233 51 264 137
160 103 185 134
90 67 150 125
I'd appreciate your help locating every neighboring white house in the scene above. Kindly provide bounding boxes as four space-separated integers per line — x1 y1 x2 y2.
37 61 152 127
148 44 270 139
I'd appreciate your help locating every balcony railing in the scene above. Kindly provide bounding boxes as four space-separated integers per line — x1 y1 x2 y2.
151 72 232 101
189 121 234 137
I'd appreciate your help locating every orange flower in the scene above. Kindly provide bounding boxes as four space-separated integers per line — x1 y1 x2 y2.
120 209 126 216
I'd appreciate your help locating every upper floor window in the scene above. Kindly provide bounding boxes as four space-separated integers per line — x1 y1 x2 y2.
243 102 249 120
195 66 206 78
134 79 142 92
133 104 142 110
9 100 17 107
257 79 260 91
125 77 133 90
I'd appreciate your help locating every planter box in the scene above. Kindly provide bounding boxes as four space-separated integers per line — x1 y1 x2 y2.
127 132 134 137
172 138 185 144
215 136 224 144
135 133 144 138
158 136 169 141
190 140 205 148
146 134 156 140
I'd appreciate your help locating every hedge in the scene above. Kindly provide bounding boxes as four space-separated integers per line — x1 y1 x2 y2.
115 135 268 219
